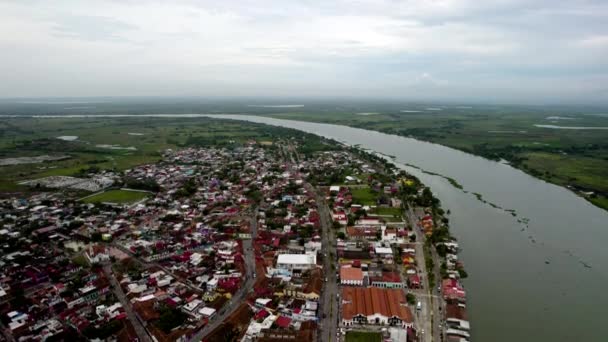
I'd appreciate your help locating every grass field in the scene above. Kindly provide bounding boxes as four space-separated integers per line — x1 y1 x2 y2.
351 187 379 205
372 207 403 217
82 189 149 204
345 331 382 342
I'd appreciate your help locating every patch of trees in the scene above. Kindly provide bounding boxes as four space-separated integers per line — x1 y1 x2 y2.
124 177 160 192
175 178 197 198
83 320 124 339
157 306 187 333
415 188 439 208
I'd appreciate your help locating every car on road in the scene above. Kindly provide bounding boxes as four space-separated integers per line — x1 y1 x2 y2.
417 301 422 310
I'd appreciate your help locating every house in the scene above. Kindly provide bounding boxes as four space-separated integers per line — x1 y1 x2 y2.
85 245 110 264
356 217 381 225
381 226 397 241
340 266 364 286
332 211 348 226
276 253 317 275
299 270 323 300
442 279 466 301
346 226 378 240
198 307 216 319
370 272 404 289
275 316 292 329
341 287 413 328
407 275 421 289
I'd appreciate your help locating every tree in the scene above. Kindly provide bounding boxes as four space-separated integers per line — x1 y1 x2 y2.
458 268 468 279
406 293 416 305
90 232 102 242
157 307 187 333
336 232 346 240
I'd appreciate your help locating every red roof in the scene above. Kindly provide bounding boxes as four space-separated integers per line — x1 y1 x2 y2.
382 272 401 283
442 279 466 300
254 309 269 320
275 316 292 328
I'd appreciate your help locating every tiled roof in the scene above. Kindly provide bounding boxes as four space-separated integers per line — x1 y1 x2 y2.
340 266 364 282
446 303 468 321
275 315 292 328
341 287 413 323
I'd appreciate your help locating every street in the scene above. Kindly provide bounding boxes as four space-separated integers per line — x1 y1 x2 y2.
189 207 258 341
405 207 444 342
316 190 339 342
107 206 259 342
102 264 152 342
282 141 339 342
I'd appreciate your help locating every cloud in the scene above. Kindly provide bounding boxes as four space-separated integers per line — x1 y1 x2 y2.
0 0 606 104
413 73 448 87
579 35 608 48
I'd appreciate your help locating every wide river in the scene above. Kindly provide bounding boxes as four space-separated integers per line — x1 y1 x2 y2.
209 114 608 342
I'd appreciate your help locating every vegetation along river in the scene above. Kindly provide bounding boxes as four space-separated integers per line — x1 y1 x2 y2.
209 114 608 342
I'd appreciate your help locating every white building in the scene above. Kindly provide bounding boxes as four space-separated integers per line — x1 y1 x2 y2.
183 299 203 313
198 307 216 319
85 245 110 264
276 254 317 274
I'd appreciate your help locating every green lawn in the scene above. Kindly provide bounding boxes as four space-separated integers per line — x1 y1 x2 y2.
372 207 402 217
351 187 379 205
345 331 382 342
82 189 149 204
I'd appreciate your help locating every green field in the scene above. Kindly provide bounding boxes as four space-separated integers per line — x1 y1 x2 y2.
82 189 149 204
345 331 382 342
372 206 403 217
351 187 379 205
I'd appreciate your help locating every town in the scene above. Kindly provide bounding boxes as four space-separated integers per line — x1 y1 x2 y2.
0 133 470 342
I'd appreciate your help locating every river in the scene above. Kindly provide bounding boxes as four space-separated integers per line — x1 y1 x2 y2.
208 114 608 342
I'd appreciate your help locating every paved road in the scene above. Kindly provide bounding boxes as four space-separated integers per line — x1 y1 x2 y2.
188 207 258 342
110 216 259 342
284 141 339 341
405 207 444 342
315 190 339 342
102 264 152 342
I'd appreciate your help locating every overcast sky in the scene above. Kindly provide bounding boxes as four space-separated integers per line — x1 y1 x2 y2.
1 0 607 104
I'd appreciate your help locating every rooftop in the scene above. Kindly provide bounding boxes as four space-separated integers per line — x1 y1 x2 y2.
341 287 413 323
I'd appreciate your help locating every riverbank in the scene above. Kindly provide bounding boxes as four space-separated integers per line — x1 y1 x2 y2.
250 112 608 212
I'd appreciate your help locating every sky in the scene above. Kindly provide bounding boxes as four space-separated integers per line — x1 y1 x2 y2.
1 0 607 104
